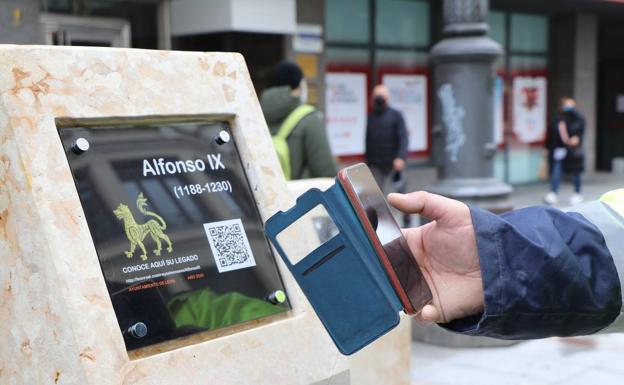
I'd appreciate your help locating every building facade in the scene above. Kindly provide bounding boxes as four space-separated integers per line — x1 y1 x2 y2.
3 0 624 184
320 0 624 184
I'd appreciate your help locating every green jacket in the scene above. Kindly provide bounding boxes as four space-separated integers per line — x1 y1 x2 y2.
260 86 337 179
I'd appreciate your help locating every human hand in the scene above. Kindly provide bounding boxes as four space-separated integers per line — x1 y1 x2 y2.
388 191 484 324
569 136 580 147
393 158 406 171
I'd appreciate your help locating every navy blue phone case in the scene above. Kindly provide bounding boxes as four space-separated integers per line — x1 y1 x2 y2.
264 182 402 355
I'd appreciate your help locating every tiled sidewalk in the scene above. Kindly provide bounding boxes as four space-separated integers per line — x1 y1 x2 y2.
402 168 623 210
411 334 624 385
503 172 623 209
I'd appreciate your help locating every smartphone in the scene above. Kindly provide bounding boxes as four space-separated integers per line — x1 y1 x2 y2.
338 163 432 314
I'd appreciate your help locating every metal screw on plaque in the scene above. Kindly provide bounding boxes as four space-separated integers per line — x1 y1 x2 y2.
71 137 90 154
267 290 287 305
128 322 148 339
215 130 231 145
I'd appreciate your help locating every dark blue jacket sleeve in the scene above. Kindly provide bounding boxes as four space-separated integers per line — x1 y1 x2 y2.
442 206 622 339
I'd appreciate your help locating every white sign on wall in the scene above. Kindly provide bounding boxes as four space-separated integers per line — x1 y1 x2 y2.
616 94 624 113
325 72 367 156
512 76 547 143
293 24 323 53
382 74 428 152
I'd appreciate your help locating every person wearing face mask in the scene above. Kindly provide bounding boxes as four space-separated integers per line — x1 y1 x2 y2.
261 61 337 180
544 97 586 206
365 84 410 226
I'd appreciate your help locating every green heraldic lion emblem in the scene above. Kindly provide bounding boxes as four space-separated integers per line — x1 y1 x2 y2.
113 193 173 261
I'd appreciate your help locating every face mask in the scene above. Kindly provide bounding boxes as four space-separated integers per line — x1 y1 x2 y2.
299 79 308 104
373 95 386 108
563 105 574 112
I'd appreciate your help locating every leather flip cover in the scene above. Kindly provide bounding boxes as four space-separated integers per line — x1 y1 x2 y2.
264 183 402 355
337 165 432 315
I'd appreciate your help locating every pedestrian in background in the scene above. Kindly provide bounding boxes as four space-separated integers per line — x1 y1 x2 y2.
544 97 585 206
261 61 337 180
365 84 411 226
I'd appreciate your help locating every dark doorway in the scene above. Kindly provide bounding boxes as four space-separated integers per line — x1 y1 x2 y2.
597 18 624 171
597 60 624 171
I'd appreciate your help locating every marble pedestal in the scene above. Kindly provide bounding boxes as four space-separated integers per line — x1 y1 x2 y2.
0 46 348 385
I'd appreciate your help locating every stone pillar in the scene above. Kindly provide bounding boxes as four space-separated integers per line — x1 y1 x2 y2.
573 14 598 174
157 0 172 50
429 0 512 207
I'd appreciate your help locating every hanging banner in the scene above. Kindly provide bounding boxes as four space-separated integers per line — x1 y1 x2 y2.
493 76 504 145
512 76 547 143
382 74 428 152
325 72 367 156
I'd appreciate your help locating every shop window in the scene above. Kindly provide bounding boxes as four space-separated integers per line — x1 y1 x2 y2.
326 48 370 70
487 11 506 49
324 0 432 159
375 0 429 47
376 50 428 70
510 55 548 72
487 10 549 184
376 49 430 155
325 48 370 157
326 0 370 43
510 14 548 53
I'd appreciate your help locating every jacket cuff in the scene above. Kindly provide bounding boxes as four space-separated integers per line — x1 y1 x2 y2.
439 207 502 336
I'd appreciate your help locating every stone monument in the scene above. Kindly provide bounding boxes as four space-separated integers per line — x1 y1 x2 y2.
0 45 349 385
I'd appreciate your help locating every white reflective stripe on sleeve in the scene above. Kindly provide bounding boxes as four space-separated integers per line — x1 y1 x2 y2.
568 200 624 333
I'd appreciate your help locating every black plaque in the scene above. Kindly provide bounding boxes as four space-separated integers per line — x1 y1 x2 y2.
57 119 290 350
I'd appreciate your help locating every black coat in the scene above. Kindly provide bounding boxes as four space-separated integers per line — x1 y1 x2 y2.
365 106 408 168
563 110 585 174
546 110 585 174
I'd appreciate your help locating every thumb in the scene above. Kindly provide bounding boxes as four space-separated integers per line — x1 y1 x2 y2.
413 304 447 324
388 191 460 224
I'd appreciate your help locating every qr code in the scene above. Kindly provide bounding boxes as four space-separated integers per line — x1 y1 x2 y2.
203 218 256 273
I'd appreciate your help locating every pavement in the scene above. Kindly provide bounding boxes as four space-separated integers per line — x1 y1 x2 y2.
411 334 624 385
407 170 624 385
496 172 623 209
401 166 623 209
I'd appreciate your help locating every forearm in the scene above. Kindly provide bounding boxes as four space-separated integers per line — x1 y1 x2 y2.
442 196 624 339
